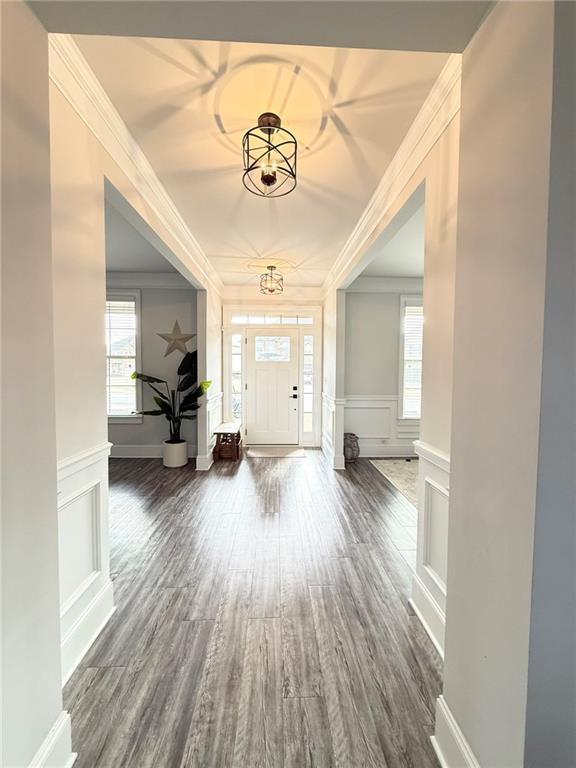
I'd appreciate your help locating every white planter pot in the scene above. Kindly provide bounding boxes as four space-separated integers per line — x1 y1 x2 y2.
163 440 188 468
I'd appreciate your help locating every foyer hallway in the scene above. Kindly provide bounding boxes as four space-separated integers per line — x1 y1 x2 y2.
65 453 442 767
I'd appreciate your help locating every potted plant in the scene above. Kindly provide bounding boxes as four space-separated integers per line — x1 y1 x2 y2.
132 350 211 468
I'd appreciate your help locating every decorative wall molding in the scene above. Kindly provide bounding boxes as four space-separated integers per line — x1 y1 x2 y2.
356 441 418 459
48 34 222 296
411 440 450 656
346 277 424 294
57 441 112 480
344 395 399 403
414 440 451 473
344 395 419 457
28 711 76 768
324 54 461 292
106 272 194 290
57 443 114 684
110 444 198 459
221 285 324 303
422 478 449 593
410 573 445 660
432 696 481 768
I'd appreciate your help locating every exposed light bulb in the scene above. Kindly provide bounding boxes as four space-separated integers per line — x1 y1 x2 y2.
260 162 277 187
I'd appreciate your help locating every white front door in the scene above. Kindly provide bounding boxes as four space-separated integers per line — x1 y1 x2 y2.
245 329 299 445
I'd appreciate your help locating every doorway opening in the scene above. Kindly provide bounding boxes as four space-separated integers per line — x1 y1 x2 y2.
104 183 200 461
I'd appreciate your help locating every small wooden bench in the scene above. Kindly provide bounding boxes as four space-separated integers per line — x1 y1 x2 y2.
212 421 242 461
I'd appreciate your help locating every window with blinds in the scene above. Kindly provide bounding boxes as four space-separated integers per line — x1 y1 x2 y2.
400 300 424 419
105 294 140 416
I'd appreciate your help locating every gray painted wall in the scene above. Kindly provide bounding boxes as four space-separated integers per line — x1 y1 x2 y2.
345 292 404 397
524 3 576 765
108 284 198 453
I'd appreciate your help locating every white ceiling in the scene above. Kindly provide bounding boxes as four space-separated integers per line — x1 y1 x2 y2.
76 36 448 286
360 204 425 279
105 201 177 272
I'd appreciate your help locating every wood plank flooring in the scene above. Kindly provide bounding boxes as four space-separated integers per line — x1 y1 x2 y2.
64 451 442 767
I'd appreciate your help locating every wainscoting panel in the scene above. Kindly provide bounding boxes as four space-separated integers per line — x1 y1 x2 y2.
410 440 450 657
344 396 419 457
57 442 115 684
348 404 392 439
59 482 100 609
423 478 449 589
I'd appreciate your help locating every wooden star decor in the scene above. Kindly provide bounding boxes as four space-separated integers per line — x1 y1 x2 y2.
157 321 195 357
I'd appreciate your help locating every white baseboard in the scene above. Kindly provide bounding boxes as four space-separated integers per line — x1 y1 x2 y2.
110 444 197 459
196 453 214 471
432 696 481 768
61 578 115 685
28 711 76 768
410 572 445 658
321 437 345 470
333 453 346 470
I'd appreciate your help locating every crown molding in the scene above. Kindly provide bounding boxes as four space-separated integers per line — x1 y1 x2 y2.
48 34 223 296
323 53 462 294
221 283 324 303
346 276 424 294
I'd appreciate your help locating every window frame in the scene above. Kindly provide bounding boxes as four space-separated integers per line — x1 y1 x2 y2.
398 294 424 421
106 288 143 424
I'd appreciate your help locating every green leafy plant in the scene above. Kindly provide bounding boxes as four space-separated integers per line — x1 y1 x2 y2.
132 349 211 443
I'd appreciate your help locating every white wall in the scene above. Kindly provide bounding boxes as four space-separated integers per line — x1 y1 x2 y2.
436 3 555 766
196 287 223 470
50 92 109 463
419 118 459 457
343 286 422 457
107 282 198 456
1 2 74 765
321 288 346 469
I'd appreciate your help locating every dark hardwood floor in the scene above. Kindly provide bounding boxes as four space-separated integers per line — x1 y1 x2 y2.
64 451 442 767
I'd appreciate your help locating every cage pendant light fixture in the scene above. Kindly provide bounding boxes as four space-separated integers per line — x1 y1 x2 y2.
243 112 297 197
260 265 284 295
